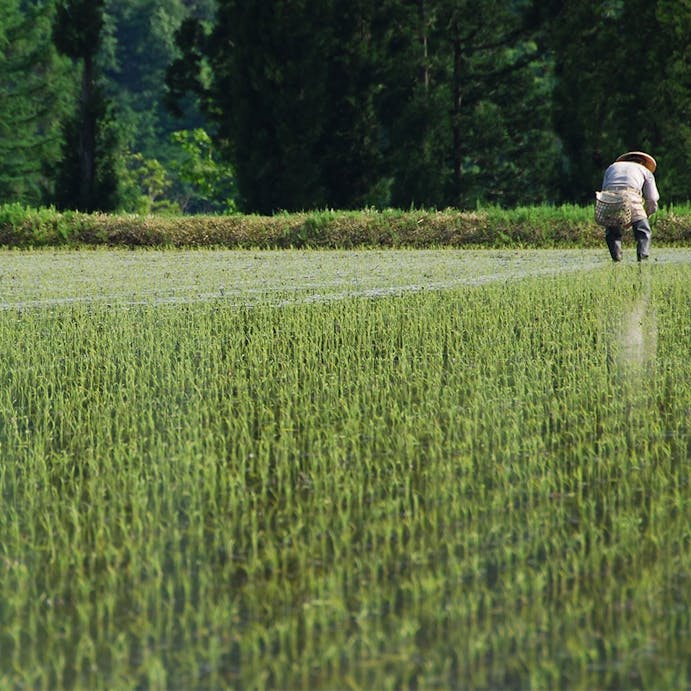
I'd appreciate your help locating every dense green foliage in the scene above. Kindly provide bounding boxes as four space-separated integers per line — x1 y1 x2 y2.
0 0 689 212
0 0 73 204
0 257 688 687
52 0 122 212
550 0 691 204
173 0 560 212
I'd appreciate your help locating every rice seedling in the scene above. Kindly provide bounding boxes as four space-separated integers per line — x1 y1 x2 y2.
1 247 689 310
0 251 688 689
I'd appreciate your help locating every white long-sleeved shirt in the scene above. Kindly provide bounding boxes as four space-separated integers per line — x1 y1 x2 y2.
602 161 659 220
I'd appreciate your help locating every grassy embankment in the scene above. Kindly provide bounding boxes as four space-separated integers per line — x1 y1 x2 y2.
0 202 689 248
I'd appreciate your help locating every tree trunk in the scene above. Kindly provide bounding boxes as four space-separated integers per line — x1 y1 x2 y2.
418 0 430 91
79 52 96 209
451 18 462 203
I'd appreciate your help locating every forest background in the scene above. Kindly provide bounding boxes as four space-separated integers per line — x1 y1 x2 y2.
1 0 689 217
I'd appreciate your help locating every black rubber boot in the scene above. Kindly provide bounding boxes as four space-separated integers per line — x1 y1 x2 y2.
607 237 623 262
634 220 652 262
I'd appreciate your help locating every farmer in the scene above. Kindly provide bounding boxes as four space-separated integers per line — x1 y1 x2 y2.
601 151 659 262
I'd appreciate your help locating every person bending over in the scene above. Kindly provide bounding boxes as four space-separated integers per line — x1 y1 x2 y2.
601 151 659 262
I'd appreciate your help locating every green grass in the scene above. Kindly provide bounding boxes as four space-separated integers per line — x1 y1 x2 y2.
0 251 689 689
1 202 690 248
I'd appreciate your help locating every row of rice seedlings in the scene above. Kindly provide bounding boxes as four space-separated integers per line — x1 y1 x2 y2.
9 247 691 311
1 246 612 309
0 262 688 689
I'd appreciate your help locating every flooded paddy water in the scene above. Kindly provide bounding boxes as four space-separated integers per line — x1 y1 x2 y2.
0 247 688 689
2 246 689 309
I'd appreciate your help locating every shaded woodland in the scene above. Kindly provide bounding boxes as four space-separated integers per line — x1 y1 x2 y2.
1 0 688 214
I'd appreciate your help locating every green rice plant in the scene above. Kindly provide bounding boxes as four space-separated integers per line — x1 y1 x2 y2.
0 255 688 689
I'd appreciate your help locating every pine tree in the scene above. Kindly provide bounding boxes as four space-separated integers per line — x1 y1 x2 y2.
53 0 122 211
653 0 691 201
169 0 561 212
0 0 73 205
548 0 690 203
201 0 333 212
380 0 559 208
169 0 395 213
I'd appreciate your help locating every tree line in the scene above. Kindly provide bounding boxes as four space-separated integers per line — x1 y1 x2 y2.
1 0 688 215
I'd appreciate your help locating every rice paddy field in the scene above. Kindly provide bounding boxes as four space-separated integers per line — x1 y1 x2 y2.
0 248 689 689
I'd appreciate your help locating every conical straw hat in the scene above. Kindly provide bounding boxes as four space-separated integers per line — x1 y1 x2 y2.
615 151 657 173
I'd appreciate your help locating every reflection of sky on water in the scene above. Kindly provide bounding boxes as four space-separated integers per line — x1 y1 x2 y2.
0 247 689 310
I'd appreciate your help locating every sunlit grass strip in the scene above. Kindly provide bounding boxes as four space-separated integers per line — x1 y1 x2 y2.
1 202 690 248
0 263 688 688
